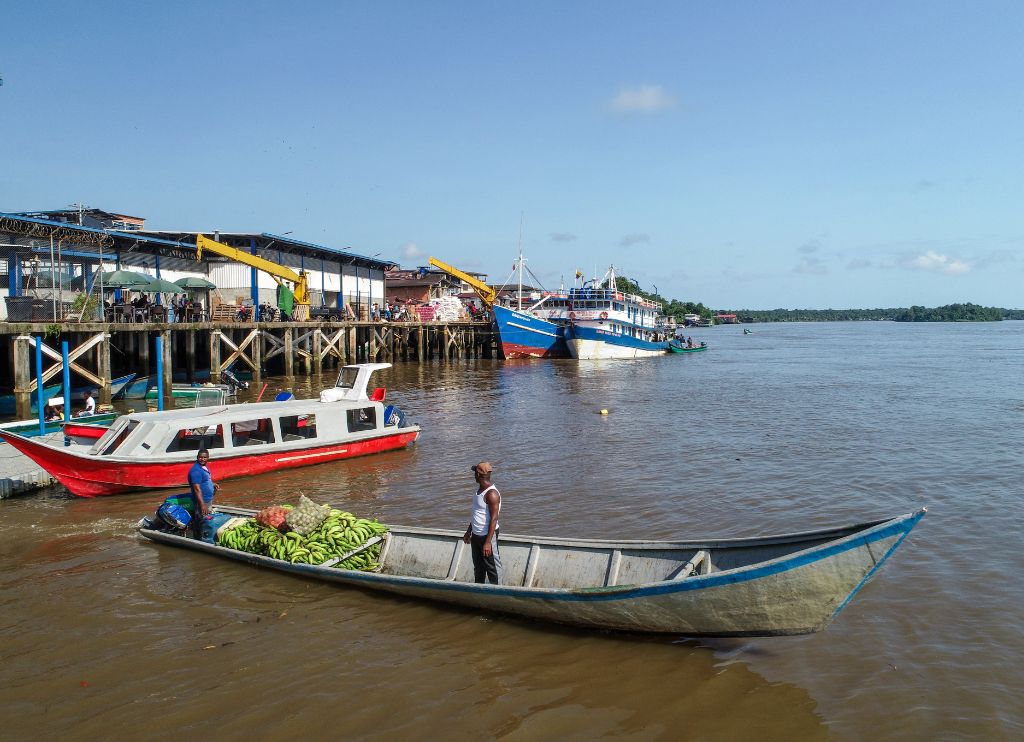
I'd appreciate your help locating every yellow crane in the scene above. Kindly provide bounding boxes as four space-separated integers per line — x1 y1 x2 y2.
428 256 497 307
197 234 310 320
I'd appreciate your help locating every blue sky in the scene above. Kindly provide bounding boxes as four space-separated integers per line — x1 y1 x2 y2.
2 1 1022 309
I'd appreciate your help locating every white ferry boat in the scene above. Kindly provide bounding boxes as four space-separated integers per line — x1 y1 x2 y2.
564 267 672 359
0 363 419 497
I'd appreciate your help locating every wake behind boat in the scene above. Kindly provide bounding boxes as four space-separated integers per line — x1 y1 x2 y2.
0 363 419 497
138 505 925 636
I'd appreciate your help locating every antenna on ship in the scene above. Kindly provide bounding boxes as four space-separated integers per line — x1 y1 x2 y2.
516 212 525 311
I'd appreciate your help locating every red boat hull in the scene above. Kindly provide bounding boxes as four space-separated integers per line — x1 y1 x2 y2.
501 341 568 359
0 429 419 497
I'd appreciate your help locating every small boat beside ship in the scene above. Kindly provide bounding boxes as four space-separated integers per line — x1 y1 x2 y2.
0 363 419 497
138 505 925 636
668 340 708 354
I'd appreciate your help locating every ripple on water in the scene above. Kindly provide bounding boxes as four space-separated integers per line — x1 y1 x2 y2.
0 321 1022 738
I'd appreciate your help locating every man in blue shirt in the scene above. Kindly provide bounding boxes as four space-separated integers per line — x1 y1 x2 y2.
188 448 220 537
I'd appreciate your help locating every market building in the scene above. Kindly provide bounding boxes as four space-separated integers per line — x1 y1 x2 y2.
0 209 394 321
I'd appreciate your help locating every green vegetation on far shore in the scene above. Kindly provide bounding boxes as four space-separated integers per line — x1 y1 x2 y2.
722 303 1022 323
610 277 1022 323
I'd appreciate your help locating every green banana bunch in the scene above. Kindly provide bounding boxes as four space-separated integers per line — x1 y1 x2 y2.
216 508 388 571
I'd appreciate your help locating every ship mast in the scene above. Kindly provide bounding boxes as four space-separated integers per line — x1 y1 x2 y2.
516 215 524 310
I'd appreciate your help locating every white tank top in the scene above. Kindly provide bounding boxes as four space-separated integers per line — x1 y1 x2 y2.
471 485 500 536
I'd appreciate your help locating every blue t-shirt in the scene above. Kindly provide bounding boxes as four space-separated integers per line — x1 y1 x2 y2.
188 461 216 504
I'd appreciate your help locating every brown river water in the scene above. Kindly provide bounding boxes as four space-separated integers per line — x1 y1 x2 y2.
1 321 1021 740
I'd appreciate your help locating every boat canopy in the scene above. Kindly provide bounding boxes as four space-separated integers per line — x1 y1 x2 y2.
320 363 391 403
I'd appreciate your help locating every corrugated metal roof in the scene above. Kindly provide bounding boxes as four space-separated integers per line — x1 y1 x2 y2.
1 213 397 271
142 230 395 270
0 212 194 250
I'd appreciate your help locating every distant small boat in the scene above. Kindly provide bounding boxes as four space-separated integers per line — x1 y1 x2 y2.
138 506 926 636
743 328 753 335
668 341 707 354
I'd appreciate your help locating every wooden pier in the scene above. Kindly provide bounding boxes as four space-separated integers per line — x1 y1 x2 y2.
1 319 497 419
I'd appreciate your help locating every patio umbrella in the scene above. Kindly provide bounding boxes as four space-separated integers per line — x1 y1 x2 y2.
143 277 185 294
94 269 152 289
174 276 217 289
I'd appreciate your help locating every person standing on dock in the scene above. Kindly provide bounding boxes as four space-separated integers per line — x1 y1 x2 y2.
463 461 502 584
188 448 220 537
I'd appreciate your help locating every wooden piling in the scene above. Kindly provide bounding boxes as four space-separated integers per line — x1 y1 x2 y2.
98 333 112 404
160 330 173 409
13 335 32 419
210 330 222 382
283 329 294 376
185 329 197 382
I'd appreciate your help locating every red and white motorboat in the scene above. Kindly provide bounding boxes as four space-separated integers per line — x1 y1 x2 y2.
0 363 420 497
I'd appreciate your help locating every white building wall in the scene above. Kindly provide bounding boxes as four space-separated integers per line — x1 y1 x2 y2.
203 259 385 311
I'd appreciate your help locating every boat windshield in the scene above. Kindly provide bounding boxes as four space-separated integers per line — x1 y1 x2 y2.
99 420 140 456
335 367 359 390
90 417 129 453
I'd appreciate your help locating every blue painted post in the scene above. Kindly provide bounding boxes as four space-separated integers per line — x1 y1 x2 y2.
115 253 122 303
61 341 71 446
8 254 19 296
250 238 259 311
35 336 45 436
155 255 162 306
155 335 165 411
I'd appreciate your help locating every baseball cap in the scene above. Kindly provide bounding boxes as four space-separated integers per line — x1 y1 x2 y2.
472 462 493 475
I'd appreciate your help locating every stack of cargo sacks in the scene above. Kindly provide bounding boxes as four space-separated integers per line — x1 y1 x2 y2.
429 297 464 322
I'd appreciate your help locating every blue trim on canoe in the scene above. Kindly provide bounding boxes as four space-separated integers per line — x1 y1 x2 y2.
831 521 917 617
270 511 925 603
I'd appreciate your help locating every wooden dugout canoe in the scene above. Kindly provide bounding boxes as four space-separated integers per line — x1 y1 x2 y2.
138 506 925 636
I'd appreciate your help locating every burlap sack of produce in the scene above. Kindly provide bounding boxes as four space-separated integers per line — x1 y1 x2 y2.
285 495 331 536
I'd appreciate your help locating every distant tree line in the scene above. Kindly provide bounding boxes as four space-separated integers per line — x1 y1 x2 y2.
609 276 1022 323
891 303 1011 322
726 303 1021 323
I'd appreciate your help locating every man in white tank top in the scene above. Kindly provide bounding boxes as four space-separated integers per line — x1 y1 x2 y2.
463 461 502 584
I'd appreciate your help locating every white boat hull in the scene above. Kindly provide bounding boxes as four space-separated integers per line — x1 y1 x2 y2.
567 337 669 360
